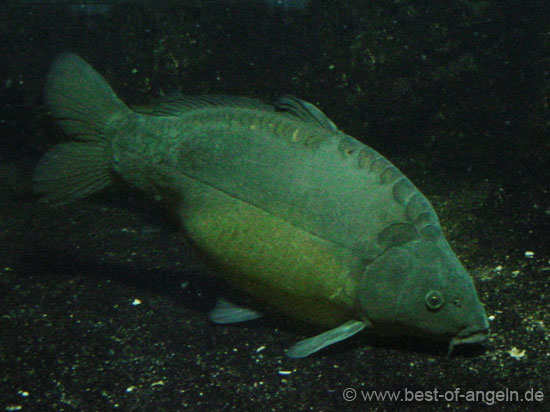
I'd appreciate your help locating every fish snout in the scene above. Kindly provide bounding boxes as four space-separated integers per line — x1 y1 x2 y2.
448 316 490 356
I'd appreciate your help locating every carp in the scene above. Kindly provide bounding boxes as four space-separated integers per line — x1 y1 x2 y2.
34 53 489 357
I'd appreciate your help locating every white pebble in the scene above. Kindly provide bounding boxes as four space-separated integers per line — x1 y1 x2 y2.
508 347 526 359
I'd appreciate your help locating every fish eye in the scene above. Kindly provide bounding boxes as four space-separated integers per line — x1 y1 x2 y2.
424 290 445 310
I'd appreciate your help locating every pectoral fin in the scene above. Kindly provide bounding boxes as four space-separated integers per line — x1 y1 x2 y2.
286 320 369 358
208 298 263 324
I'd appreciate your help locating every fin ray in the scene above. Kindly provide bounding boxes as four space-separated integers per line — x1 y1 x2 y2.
276 95 339 131
33 142 111 204
151 93 276 117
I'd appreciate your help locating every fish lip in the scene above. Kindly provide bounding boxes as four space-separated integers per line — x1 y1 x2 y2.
447 326 490 356
454 328 490 345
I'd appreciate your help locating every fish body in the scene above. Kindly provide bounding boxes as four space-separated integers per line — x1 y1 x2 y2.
34 53 489 357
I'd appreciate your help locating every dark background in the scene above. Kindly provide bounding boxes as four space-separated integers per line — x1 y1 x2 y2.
1 1 548 410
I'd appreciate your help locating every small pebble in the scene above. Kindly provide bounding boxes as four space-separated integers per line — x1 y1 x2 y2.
508 347 526 359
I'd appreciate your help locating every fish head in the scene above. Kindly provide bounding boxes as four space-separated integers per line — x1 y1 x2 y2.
357 237 489 352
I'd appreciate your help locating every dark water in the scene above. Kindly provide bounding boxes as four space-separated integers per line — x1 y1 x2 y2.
1 1 548 411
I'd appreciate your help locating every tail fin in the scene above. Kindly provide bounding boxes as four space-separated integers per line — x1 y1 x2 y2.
33 53 132 204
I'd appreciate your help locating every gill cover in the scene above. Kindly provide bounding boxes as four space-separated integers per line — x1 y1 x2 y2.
358 246 411 329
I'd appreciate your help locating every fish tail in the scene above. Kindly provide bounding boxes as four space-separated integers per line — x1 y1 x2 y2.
33 53 132 204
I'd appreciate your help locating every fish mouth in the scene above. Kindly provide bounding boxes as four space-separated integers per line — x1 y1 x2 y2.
447 326 490 357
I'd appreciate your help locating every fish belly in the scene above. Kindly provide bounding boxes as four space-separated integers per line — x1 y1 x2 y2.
175 173 363 328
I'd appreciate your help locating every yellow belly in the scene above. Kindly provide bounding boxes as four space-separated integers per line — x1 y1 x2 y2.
176 181 363 328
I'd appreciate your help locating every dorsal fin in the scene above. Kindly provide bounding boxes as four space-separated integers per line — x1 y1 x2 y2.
275 95 339 132
150 92 340 133
151 92 276 116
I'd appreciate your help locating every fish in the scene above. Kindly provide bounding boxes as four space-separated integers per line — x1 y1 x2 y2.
33 53 490 358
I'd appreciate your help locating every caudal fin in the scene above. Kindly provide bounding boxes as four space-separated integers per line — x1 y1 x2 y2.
33 53 132 204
